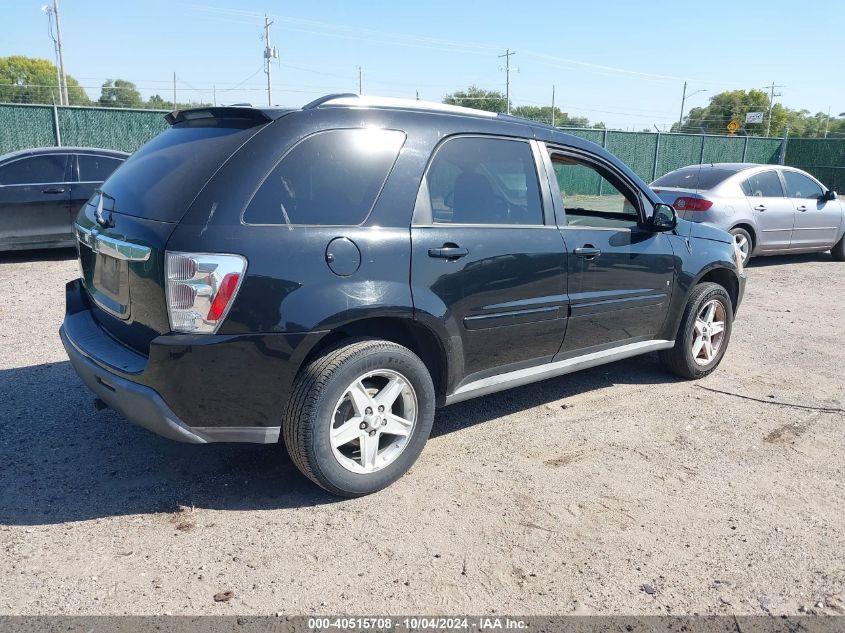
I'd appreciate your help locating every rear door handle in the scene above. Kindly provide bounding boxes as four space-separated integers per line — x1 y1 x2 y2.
428 245 468 259
753 204 766 212
574 246 601 260
796 205 808 212
41 187 65 194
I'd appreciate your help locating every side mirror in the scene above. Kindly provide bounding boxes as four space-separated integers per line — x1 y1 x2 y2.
651 203 677 232
823 189 838 201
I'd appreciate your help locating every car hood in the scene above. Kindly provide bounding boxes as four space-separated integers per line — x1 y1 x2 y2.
676 218 732 244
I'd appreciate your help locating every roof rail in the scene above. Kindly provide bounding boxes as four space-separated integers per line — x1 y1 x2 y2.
302 94 498 119
302 93 360 109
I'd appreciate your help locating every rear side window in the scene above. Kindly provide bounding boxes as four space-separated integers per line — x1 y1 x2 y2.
740 171 784 197
78 155 123 182
423 136 543 225
0 154 68 185
652 167 734 190
243 128 405 226
783 171 823 199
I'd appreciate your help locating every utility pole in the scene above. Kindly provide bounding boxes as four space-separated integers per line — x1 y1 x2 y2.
764 81 784 137
172 72 177 109
213 85 217 107
498 49 516 114
52 0 69 106
357 66 362 95
824 105 831 138
41 4 63 105
678 81 706 132
263 15 278 106
551 85 555 126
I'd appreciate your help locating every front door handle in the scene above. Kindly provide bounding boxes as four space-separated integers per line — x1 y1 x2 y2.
428 245 468 259
41 187 65 194
574 246 602 260
796 205 808 212
753 204 766 212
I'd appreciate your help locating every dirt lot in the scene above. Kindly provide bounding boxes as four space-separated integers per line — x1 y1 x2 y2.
0 248 843 616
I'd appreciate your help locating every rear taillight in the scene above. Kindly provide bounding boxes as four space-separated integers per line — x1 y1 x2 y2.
673 197 713 212
165 252 247 334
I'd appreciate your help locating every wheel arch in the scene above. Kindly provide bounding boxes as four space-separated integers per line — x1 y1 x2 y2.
692 265 740 313
300 316 450 402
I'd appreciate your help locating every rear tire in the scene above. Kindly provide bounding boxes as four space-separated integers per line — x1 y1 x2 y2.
730 227 753 265
660 282 734 379
832 235 845 262
283 338 436 497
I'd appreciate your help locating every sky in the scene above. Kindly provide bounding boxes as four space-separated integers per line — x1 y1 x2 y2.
2 0 842 130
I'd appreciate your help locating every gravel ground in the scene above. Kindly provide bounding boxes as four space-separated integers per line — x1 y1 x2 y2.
0 248 843 616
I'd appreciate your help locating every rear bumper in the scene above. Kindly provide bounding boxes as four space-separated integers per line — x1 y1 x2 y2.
60 280 323 444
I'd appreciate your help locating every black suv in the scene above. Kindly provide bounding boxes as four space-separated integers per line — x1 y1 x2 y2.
61 95 745 496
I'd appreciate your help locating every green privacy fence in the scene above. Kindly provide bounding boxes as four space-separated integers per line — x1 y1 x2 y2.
1 102 843 193
0 103 168 154
560 128 784 195
784 138 845 194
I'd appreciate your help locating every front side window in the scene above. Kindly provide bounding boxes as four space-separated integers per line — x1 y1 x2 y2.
78 155 123 182
550 154 640 229
424 136 543 225
782 171 823 199
0 154 68 185
740 170 784 198
243 128 405 226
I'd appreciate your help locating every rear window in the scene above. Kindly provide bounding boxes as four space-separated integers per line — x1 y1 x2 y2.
100 120 264 222
242 128 405 226
78 154 124 182
740 170 784 197
652 167 735 190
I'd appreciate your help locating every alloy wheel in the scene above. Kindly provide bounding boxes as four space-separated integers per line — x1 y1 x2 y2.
329 369 418 474
691 299 727 366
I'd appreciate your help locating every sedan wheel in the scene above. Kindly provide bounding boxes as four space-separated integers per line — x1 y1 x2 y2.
730 228 752 265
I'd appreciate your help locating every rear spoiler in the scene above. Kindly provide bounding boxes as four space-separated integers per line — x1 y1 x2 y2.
165 106 291 126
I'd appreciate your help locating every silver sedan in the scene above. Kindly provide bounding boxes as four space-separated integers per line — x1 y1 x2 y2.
651 163 844 264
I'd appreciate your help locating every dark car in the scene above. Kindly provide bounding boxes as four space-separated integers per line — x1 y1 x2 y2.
60 95 745 496
0 147 128 251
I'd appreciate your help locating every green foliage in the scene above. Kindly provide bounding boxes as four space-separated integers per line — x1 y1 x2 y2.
443 86 508 113
510 105 590 127
98 79 145 109
674 88 844 138
0 55 89 105
146 94 172 110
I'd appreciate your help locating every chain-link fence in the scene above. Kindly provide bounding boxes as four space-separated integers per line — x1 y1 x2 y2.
1 103 842 193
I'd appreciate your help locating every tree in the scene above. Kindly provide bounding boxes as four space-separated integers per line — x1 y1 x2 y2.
510 105 590 127
98 79 144 109
0 55 88 105
443 86 508 113
674 89 771 135
146 94 172 110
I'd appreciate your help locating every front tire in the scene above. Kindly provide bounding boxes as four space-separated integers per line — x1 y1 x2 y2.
283 338 436 497
832 235 845 261
660 282 734 379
